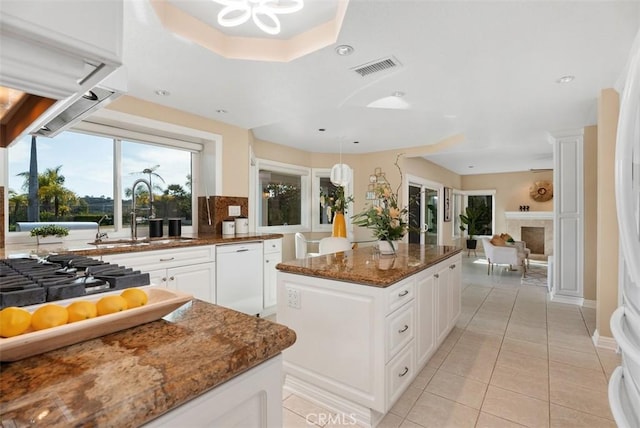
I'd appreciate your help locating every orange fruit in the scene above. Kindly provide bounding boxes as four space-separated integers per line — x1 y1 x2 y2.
96 295 128 316
120 288 148 308
0 307 32 337
31 304 69 331
66 301 98 323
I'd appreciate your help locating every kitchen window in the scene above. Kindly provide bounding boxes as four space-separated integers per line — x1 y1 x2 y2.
6 129 195 235
254 159 310 233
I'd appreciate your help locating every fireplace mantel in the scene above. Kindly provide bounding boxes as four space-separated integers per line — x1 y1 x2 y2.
504 211 554 220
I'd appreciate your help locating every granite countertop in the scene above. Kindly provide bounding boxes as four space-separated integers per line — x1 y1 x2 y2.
0 233 283 259
276 243 462 287
0 300 296 427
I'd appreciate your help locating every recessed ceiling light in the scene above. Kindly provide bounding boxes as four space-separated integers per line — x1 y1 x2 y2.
216 109 227 114
335 45 354 56
556 75 575 84
392 91 405 98
444 114 457 119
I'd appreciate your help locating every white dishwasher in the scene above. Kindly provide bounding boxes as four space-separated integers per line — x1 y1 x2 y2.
216 242 264 315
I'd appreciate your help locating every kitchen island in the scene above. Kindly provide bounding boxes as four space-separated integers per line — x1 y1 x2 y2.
0 300 296 427
276 243 462 427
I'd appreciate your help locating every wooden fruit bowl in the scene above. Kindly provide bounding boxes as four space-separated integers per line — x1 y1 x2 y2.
0 286 192 362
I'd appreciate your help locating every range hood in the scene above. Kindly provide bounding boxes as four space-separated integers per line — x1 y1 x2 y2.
0 0 125 147
0 67 126 147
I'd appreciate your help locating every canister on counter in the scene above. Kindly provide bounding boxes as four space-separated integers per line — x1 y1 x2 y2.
168 218 182 237
149 218 163 238
222 219 235 235
235 216 249 234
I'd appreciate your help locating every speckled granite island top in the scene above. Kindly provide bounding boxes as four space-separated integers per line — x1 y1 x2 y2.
0 300 296 427
276 243 462 287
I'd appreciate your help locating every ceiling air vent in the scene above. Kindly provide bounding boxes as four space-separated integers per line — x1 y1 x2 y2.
352 56 401 77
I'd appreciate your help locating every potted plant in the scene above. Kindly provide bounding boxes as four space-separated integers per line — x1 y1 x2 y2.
30 225 70 245
459 204 489 250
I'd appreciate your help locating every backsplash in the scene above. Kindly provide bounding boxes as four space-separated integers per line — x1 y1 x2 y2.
198 196 248 234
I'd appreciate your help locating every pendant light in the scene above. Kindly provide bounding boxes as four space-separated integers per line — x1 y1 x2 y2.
330 141 351 186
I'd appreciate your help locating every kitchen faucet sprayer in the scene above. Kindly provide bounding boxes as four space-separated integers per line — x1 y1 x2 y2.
131 178 154 240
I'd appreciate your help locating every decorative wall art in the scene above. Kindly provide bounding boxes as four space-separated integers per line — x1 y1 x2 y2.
443 187 452 222
529 181 553 202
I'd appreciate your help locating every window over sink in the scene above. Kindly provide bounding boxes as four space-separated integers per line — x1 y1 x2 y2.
6 130 194 235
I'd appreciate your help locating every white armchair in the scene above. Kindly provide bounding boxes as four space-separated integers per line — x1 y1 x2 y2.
481 238 527 276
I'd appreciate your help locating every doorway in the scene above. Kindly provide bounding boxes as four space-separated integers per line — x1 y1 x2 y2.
408 179 441 245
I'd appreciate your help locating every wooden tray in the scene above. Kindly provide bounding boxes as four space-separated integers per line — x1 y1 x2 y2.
0 286 192 362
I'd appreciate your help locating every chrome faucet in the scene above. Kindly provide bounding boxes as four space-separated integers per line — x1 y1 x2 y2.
95 215 111 242
131 178 154 240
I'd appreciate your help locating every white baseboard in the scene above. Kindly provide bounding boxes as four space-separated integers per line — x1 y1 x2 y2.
582 299 597 309
550 293 584 306
592 329 618 351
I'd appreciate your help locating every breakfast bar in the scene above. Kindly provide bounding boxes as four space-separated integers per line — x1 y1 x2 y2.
276 243 462 427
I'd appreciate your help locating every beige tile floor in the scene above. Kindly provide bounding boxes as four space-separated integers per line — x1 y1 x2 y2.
279 256 621 428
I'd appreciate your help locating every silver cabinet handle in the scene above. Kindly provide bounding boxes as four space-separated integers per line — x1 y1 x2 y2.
398 367 409 377
450 264 456 269
236 249 249 253
434 273 440 279
162 277 167 282
398 325 409 333
169 276 175 281
265 260 269 263
160 257 175 262
398 290 409 297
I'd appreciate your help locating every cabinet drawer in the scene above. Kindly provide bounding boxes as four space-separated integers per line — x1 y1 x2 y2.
386 342 415 408
103 246 214 271
387 279 415 314
263 238 282 254
386 303 415 362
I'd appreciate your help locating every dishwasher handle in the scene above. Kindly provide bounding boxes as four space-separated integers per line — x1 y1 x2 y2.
236 249 249 253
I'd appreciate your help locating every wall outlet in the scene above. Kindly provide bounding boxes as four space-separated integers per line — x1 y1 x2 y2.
228 205 241 216
287 287 301 309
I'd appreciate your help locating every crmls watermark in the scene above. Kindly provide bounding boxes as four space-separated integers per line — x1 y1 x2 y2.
305 412 358 426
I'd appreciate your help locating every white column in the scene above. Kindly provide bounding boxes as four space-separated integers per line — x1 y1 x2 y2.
551 130 584 304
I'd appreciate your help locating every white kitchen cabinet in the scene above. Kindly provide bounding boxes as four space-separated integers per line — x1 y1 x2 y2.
144 354 284 428
263 239 282 313
435 263 451 344
416 271 436 369
448 260 462 323
102 246 216 304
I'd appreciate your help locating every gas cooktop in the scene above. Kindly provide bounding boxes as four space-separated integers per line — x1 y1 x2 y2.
0 255 150 309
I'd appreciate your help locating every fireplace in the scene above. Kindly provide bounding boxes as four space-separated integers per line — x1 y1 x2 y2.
521 226 545 254
504 211 553 257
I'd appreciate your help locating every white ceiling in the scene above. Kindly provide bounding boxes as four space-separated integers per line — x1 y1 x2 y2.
121 0 640 175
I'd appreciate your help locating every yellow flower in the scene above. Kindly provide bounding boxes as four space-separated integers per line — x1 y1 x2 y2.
389 207 401 219
375 206 383 215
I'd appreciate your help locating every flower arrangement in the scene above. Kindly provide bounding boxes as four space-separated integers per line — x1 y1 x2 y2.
352 155 409 252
